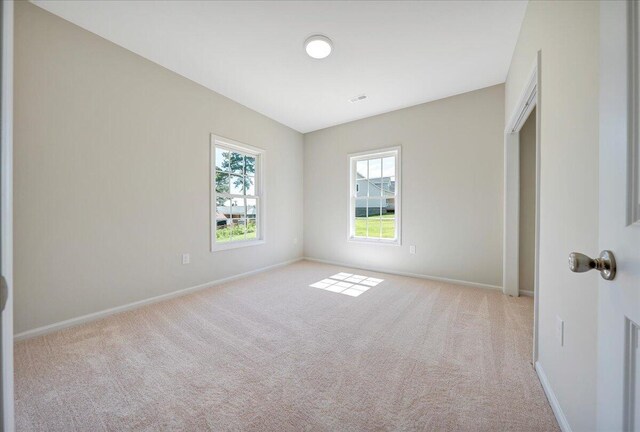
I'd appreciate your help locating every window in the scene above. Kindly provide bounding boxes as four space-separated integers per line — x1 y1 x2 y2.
211 135 264 251
349 147 401 244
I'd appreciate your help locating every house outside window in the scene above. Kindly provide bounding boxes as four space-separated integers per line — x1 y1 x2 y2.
211 135 265 251
349 147 401 244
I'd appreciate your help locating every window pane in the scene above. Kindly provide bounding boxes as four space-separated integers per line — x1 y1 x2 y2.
382 176 395 197
354 214 367 237
367 197 382 217
366 198 381 238
216 223 231 243
245 176 255 195
368 158 382 181
230 152 244 174
230 218 246 240
381 214 395 239
215 172 229 193
353 194 367 237
356 179 368 197
382 197 396 239
230 197 243 227
246 218 257 240
230 175 244 195
356 160 368 179
246 198 257 218
382 156 395 178
355 197 367 236
369 159 382 197
215 197 231 243
245 155 256 175
371 178 383 197
215 147 230 172
384 196 396 215
367 218 381 238
217 197 231 215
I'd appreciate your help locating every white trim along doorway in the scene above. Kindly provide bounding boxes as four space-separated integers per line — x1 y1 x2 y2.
503 52 542 364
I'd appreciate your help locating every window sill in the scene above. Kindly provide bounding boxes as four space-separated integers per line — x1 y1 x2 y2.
211 239 265 252
347 237 401 246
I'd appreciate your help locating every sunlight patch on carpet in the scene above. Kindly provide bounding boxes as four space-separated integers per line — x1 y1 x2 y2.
309 273 383 297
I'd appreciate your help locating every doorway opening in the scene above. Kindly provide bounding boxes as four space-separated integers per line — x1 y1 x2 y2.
519 108 537 299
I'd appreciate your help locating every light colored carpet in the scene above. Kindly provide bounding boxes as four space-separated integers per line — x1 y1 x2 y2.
15 260 558 431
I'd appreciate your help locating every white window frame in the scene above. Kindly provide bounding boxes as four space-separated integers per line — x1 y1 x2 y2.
348 146 401 245
210 134 265 251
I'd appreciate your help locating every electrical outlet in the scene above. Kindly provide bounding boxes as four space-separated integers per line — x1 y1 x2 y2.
182 253 190 265
556 316 564 346
409 245 416 254
293 237 298 245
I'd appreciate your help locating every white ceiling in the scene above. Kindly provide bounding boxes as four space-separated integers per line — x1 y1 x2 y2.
31 1 527 133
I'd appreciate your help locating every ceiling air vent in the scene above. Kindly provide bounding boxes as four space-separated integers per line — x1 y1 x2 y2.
349 94 367 103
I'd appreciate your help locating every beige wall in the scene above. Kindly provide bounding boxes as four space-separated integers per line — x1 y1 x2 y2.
519 108 536 294
14 2 304 334
506 1 599 430
304 85 504 288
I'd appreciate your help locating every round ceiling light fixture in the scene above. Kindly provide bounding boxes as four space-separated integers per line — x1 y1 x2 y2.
304 35 333 59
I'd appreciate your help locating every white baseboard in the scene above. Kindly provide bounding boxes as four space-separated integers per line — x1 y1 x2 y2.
14 257 304 341
520 290 535 297
535 361 572 432
303 256 503 291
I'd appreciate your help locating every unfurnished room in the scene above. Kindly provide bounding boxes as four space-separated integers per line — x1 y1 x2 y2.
0 0 635 431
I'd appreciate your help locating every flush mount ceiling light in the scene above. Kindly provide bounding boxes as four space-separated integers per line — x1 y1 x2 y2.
304 35 332 59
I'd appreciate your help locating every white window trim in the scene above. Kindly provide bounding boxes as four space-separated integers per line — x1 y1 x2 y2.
210 134 266 252
347 146 402 245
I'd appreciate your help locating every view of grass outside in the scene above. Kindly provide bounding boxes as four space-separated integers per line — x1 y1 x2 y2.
216 220 257 243
355 213 395 238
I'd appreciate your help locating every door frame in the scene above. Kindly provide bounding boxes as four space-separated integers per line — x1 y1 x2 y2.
1 1 14 430
503 52 541 363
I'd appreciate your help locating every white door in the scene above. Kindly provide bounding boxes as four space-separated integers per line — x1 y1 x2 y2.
597 1 640 430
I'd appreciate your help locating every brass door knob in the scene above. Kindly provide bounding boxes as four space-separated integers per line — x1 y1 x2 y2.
568 250 616 280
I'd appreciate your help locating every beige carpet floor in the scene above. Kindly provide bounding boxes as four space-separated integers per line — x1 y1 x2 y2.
15 260 558 431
